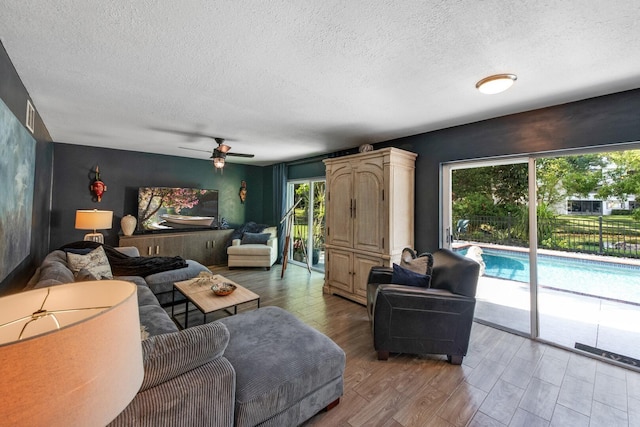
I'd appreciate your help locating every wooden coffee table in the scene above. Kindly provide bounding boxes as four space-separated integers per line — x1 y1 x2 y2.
172 274 260 328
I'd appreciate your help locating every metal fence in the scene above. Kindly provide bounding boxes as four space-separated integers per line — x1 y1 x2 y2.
455 215 640 258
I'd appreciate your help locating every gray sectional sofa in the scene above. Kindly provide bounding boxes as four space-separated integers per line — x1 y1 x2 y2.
28 246 345 426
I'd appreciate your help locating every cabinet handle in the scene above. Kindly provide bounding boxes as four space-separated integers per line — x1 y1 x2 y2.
155 245 160 255
349 199 353 217
352 199 356 218
148 246 152 256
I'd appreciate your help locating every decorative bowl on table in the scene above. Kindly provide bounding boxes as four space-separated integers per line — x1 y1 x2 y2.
211 282 237 296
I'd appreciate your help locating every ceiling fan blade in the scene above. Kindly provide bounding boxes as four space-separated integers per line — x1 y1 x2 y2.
226 152 255 158
178 146 212 153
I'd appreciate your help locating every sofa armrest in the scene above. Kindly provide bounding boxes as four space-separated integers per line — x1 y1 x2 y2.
267 236 278 250
139 321 230 392
366 266 393 318
231 239 241 246
111 357 235 427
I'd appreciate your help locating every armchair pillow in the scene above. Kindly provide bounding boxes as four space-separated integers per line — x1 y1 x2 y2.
391 263 431 288
400 248 434 276
241 232 271 245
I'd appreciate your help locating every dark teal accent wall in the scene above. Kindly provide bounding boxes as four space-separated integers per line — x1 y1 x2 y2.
50 143 266 249
375 88 640 252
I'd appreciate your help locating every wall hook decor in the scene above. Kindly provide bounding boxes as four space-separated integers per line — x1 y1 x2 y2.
90 165 107 202
239 180 247 204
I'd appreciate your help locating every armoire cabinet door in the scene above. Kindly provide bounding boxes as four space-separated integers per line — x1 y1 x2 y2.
326 164 353 248
327 249 353 293
353 157 385 253
353 253 384 299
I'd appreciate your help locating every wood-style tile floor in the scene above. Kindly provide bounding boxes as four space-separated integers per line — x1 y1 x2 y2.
207 265 640 427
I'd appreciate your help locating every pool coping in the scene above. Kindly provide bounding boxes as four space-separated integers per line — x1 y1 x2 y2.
453 241 640 267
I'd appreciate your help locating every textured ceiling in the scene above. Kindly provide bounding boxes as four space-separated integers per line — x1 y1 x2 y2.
2 1 640 165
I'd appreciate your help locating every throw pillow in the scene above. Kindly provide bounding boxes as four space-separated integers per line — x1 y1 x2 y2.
241 232 271 245
66 246 113 280
400 247 434 276
75 267 101 281
391 263 431 288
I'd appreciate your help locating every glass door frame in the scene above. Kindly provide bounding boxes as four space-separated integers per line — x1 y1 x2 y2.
286 177 326 272
441 156 539 338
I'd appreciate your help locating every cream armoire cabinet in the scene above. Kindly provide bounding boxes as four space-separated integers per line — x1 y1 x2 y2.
323 147 417 305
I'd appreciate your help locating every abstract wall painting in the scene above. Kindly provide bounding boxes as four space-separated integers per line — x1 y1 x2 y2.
0 98 36 282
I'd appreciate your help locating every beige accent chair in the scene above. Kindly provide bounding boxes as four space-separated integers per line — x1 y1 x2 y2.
227 226 278 270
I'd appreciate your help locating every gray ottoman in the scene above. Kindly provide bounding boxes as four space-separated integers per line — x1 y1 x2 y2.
219 306 345 427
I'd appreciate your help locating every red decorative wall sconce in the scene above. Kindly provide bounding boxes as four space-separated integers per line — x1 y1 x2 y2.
90 166 107 202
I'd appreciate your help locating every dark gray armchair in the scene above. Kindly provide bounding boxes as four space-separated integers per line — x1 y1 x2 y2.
367 248 480 364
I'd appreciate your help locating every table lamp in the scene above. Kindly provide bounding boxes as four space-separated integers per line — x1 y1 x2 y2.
0 280 143 426
75 209 113 243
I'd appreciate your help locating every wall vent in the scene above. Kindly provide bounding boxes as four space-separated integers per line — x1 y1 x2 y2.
25 99 35 133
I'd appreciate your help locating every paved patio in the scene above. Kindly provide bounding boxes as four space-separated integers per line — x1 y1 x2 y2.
474 275 640 365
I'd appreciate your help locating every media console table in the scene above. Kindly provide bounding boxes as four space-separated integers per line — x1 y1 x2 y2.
119 229 234 266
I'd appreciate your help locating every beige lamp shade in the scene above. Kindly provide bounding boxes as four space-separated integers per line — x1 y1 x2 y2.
0 281 143 426
75 209 113 230
75 209 113 243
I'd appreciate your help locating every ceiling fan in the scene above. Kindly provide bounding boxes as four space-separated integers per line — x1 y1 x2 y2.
172 132 255 170
208 138 254 170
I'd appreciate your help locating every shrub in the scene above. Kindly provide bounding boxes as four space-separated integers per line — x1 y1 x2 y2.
611 209 632 216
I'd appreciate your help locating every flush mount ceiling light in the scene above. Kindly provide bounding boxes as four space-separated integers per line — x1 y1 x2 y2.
476 74 517 94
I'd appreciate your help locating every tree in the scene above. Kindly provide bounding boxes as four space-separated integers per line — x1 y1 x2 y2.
598 151 640 202
452 164 528 217
536 155 605 207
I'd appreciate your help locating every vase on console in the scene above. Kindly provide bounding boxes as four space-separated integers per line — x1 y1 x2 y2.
121 214 137 236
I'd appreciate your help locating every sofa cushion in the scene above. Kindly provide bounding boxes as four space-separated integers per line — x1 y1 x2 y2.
75 267 102 281
138 304 180 337
391 263 431 288
263 226 277 238
136 283 162 307
144 260 211 303
66 246 113 279
220 306 345 427
139 321 230 392
241 232 271 245
32 251 75 288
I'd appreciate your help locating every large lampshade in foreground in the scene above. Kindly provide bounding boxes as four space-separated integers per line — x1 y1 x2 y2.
75 209 113 243
0 280 143 426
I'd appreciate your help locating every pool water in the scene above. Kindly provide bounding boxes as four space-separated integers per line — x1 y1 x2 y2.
458 247 640 305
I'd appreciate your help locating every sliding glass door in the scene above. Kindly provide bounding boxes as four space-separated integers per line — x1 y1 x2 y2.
443 159 532 335
442 148 640 365
535 151 640 363
287 179 326 272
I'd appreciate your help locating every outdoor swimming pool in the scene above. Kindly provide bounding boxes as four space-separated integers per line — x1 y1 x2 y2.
457 247 640 305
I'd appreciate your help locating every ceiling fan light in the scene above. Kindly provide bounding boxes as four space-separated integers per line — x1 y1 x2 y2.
212 157 225 169
218 143 231 153
476 74 517 94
